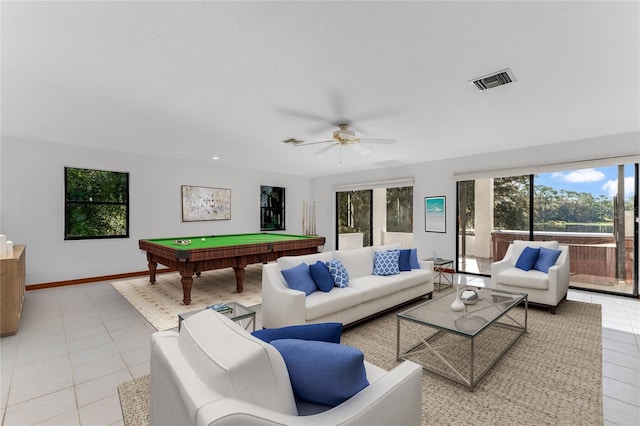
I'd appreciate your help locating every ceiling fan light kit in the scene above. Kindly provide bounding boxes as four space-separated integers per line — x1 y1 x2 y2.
282 123 396 161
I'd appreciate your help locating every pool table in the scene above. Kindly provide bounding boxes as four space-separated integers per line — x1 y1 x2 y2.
139 233 326 305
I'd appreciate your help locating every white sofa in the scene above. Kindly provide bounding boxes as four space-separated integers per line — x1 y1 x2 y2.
150 309 423 426
491 240 570 314
262 244 434 329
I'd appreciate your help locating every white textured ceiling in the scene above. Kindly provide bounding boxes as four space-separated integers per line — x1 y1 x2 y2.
2 1 638 177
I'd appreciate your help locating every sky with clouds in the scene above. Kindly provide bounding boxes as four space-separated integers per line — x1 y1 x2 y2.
535 165 635 200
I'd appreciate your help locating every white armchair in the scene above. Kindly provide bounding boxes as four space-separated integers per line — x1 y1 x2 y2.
150 309 423 426
491 240 570 314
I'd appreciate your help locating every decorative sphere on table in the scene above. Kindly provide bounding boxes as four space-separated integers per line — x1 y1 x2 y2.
460 288 479 305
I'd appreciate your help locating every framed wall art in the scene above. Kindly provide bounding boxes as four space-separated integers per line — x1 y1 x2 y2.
181 185 231 221
425 196 446 233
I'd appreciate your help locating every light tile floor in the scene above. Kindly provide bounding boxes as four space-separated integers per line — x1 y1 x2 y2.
0 278 639 425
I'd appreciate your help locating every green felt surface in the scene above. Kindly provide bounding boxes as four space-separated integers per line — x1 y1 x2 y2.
142 233 316 249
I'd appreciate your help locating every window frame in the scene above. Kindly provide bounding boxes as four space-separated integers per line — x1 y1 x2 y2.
64 166 130 240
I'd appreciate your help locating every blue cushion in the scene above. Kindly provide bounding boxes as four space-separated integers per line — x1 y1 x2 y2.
373 250 400 276
515 247 540 271
398 249 412 271
325 259 349 288
534 247 563 273
252 322 342 344
309 261 334 292
409 248 420 269
281 263 317 296
270 339 369 406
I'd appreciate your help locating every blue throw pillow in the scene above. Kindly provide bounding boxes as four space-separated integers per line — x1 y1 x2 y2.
309 261 335 292
409 248 420 269
398 249 412 271
515 247 540 271
252 322 342 344
373 250 400 276
325 259 349 288
281 263 317 296
270 339 369 407
534 247 563 273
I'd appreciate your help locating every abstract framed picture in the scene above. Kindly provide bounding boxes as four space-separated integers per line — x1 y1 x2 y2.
425 196 446 233
181 185 231 221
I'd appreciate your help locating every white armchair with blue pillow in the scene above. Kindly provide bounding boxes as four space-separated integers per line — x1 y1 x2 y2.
150 309 423 426
491 240 570 314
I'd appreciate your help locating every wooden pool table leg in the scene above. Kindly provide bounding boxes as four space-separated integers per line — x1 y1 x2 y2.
146 255 157 284
180 274 193 305
233 266 245 293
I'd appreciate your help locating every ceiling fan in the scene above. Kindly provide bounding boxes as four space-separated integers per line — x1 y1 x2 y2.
282 123 396 158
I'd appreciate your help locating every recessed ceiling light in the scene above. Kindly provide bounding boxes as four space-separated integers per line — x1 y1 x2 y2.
212 156 219 160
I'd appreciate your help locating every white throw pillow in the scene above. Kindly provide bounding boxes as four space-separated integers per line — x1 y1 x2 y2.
335 246 374 279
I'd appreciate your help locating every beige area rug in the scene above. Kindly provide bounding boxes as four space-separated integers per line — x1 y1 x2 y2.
112 264 263 331
118 299 602 426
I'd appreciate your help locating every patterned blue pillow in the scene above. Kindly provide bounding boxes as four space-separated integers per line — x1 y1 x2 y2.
373 250 400 276
325 258 349 288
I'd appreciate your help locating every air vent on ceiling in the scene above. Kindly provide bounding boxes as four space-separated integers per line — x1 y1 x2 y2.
470 68 517 91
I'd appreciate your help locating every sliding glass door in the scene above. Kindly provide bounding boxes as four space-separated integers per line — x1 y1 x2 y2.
336 190 372 249
532 165 637 295
457 163 638 297
336 186 414 250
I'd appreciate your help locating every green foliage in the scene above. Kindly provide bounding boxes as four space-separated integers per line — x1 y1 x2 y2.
65 167 129 239
386 187 413 232
494 176 530 230
462 174 632 233
534 184 614 224
337 190 372 246
458 180 475 230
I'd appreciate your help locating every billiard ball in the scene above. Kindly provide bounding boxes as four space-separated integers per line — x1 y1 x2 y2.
201 238 206 241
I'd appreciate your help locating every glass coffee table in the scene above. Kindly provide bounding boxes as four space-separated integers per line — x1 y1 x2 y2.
178 302 256 331
397 287 527 391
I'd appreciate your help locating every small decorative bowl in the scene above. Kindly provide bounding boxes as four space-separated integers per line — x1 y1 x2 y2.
460 288 479 305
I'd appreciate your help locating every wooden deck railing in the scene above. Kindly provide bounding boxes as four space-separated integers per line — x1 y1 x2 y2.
491 230 634 281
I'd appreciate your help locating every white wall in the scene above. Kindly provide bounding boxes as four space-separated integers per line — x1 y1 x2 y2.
0 136 311 285
2 131 638 285
311 131 640 263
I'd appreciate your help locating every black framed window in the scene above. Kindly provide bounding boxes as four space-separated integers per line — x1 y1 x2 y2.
260 185 285 231
65 167 129 240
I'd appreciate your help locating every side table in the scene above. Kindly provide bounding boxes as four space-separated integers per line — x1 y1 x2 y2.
425 257 454 291
178 302 256 331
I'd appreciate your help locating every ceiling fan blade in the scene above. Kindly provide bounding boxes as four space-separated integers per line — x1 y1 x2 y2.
350 144 371 156
296 139 335 146
350 108 400 124
314 143 338 155
274 107 333 125
359 138 396 145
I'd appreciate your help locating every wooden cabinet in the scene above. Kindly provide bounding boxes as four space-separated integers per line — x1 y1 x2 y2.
1 244 26 336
